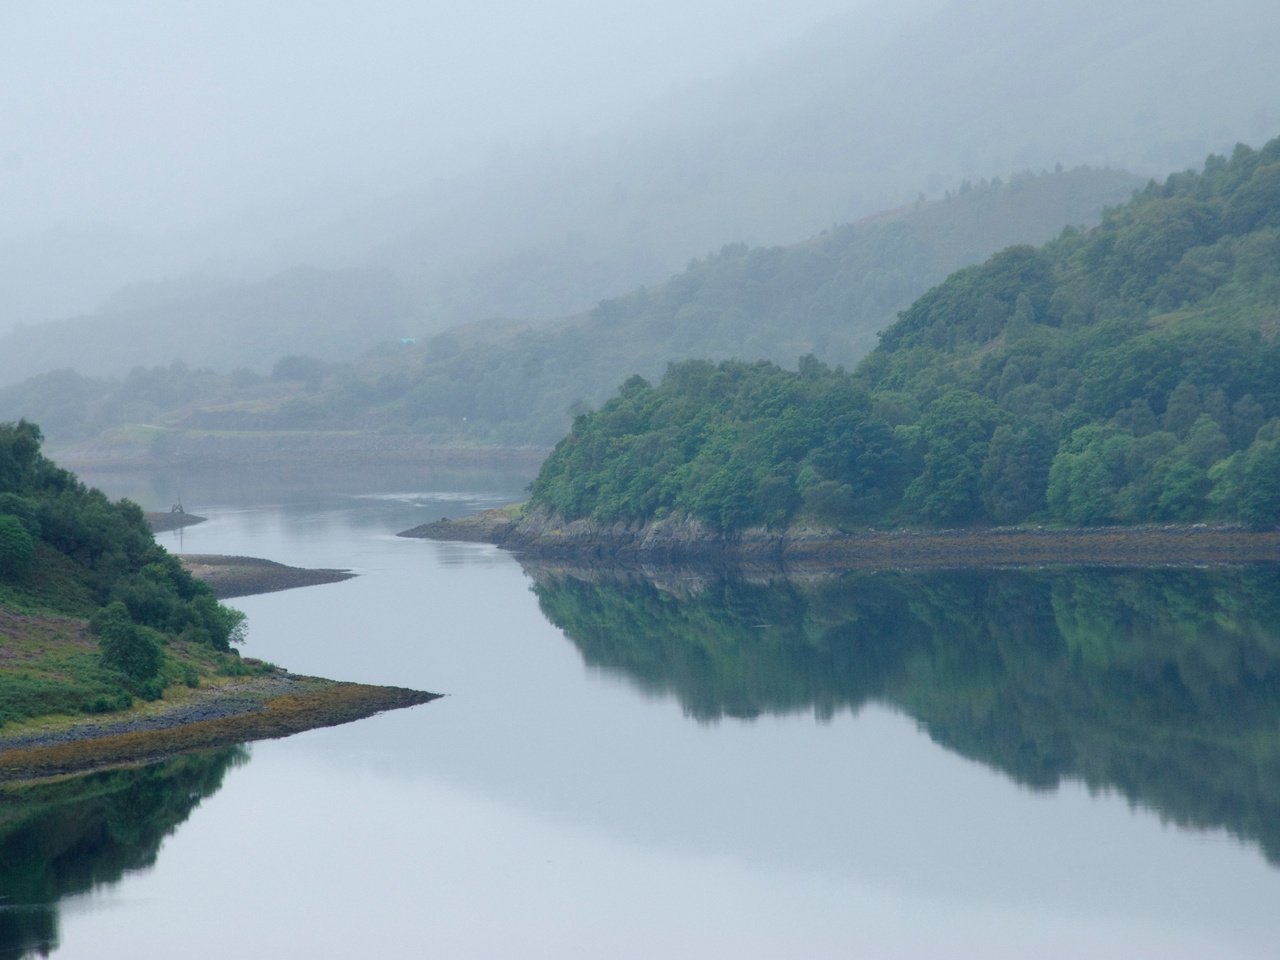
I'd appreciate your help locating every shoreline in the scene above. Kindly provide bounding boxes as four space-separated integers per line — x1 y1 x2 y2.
0 672 438 784
402 507 1280 569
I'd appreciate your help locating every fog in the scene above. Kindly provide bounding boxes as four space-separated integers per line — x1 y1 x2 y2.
2 0 865 240
2 0 1277 374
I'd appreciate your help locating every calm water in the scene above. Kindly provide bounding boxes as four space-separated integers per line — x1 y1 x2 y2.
4 479 1280 958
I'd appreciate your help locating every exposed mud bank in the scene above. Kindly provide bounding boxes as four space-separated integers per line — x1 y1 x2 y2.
401 506 1280 569
0 673 438 784
144 511 207 532
179 554 356 599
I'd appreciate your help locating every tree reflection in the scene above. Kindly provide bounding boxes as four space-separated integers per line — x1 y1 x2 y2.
0 747 247 959
530 562 1280 865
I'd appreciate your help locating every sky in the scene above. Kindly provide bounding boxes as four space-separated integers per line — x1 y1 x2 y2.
1 0 865 240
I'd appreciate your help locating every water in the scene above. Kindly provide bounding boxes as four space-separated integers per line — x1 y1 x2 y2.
5 480 1280 958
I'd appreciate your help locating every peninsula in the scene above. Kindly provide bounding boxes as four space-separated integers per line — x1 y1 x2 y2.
0 421 436 784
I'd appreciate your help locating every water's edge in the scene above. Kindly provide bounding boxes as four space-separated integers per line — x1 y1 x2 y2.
402 506 1280 568
0 674 439 784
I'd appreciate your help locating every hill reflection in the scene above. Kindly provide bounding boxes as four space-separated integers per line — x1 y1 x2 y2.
0 747 246 959
529 562 1280 865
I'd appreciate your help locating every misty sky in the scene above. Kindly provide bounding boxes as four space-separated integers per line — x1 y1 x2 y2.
2 0 865 240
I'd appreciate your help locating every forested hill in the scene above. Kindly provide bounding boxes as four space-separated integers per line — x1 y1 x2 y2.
529 138 1280 531
0 168 1139 448
0 421 251 724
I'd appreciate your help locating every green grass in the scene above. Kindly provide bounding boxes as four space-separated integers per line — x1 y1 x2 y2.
0 606 265 730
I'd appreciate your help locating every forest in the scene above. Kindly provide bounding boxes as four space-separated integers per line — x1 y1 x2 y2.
529 137 1280 530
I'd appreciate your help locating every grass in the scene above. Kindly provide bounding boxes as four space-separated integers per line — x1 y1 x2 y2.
0 602 270 731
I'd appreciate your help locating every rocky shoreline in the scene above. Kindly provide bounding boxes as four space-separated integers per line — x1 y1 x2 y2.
401 506 1280 569
0 673 438 784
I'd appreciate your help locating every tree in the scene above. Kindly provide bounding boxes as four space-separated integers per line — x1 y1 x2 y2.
1238 434 1280 529
92 602 163 683
0 514 34 578
904 391 1005 523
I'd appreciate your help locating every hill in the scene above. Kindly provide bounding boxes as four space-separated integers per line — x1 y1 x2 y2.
0 167 1141 449
527 137 1280 531
0 266 414 386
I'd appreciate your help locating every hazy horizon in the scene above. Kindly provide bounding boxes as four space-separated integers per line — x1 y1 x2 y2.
2 0 873 241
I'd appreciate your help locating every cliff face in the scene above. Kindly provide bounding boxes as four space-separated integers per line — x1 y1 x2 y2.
398 506 1280 568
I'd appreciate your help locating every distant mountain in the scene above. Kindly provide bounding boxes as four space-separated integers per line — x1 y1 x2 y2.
0 166 1140 446
359 0 1280 327
0 266 414 386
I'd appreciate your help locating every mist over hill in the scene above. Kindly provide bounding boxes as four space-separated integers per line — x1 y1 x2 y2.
0 267 413 385
0 166 1140 447
1 0 1277 389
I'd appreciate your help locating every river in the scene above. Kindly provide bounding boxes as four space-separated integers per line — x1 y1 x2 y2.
4 474 1280 958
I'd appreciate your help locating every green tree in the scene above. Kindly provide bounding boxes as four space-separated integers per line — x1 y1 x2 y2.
1238 432 1280 529
92 602 163 683
0 514 34 578
904 391 1005 523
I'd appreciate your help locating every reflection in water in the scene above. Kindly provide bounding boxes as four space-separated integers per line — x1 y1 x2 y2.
0 747 247 960
530 563 1280 866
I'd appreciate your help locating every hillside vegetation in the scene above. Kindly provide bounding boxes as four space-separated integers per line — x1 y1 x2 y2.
0 421 258 726
529 138 1280 531
0 168 1139 449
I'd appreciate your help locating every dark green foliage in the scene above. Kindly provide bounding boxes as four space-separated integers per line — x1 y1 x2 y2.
530 136 1280 530
530 358 904 530
91 602 163 684
0 514 34 578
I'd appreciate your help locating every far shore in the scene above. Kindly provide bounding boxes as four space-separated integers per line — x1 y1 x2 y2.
402 506 1280 569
